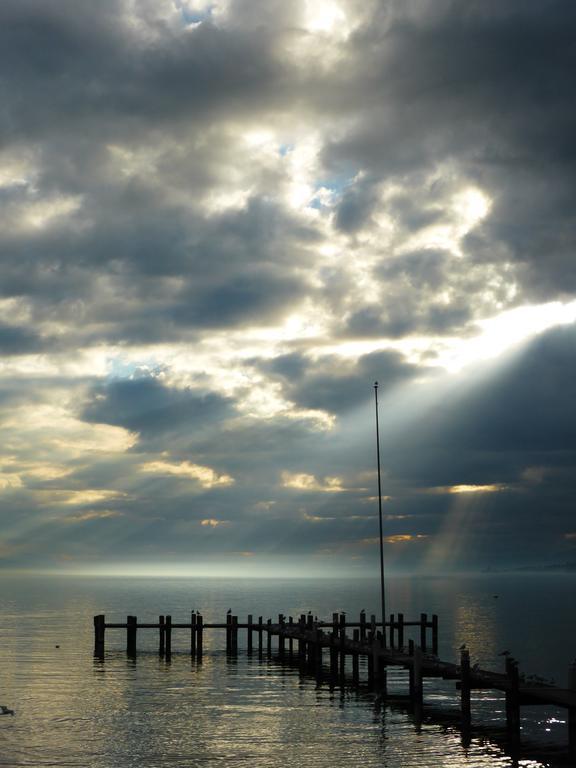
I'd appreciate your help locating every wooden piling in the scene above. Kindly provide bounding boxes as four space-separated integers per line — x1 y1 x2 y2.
412 645 424 715
278 614 285 658
420 613 428 652
431 614 438 655
505 657 520 745
360 610 366 642
159 615 165 656
267 619 272 657
389 613 395 649
127 615 137 656
408 639 415 697
372 638 381 690
190 613 196 656
226 613 232 654
375 633 387 693
367 645 374 689
314 629 323 681
232 616 238 654
93 614 105 657
258 616 263 657
196 614 203 660
397 612 404 650
247 614 253 655
288 617 294 658
165 615 172 658
352 629 360 685
339 613 346 681
460 648 471 727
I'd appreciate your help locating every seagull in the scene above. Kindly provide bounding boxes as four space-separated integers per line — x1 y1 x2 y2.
226 609 231 615
499 650 511 657
55 645 60 649
0 706 14 716
459 644 467 650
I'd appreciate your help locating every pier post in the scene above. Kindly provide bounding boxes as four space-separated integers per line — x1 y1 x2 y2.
127 615 137 657
196 614 203 660
568 660 576 760
352 629 360 685
372 637 381 690
431 614 439 655
330 628 338 679
376 633 387 693
339 613 346 682
367 646 374 689
278 614 285 658
420 613 428 652
267 619 272 657
408 639 415 697
412 645 424 718
397 613 404 650
232 616 239 654
460 648 471 728
226 613 232 654
258 617 263 657
360 610 366 642
165 615 172 659
314 629 323 681
165 615 172 658
298 613 306 667
505 657 520 747
159 615 165 656
94 614 105 657
389 613 395 649
247 614 253 655
288 617 294 658
190 613 196 656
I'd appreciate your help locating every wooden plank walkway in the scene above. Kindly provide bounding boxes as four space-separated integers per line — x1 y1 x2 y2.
94 610 576 759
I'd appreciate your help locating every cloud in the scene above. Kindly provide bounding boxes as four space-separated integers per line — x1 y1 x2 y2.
141 460 234 488
0 0 574 573
262 349 421 414
82 376 234 438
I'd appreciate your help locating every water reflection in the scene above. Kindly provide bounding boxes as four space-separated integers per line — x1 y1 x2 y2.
0 574 569 767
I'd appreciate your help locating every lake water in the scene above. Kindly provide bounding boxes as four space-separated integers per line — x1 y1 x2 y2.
0 573 574 767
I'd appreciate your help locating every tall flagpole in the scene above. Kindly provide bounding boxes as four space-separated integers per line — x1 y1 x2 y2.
374 381 386 646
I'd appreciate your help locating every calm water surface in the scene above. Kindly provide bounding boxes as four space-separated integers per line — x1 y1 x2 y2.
0 573 574 767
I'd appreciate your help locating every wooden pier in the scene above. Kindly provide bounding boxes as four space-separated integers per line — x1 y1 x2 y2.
94 610 576 759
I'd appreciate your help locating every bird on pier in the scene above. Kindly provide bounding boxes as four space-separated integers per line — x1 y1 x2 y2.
227 609 231 615
499 650 511 657
0 706 14 716
459 644 467 650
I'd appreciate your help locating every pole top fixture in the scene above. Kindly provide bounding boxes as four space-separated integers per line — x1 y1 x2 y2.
374 381 378 389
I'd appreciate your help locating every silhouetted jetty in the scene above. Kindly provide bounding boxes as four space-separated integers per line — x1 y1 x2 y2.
94 610 576 759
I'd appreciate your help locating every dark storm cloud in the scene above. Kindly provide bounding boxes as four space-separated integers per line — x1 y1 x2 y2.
82 376 234 437
171 267 307 328
324 0 576 302
262 349 421 414
0 0 575 573
0 1 285 141
0 324 44 355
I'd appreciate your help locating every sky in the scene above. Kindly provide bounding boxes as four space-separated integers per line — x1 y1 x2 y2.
1 0 576 577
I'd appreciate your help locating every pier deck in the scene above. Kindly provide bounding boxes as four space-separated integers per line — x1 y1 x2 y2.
94 610 576 759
